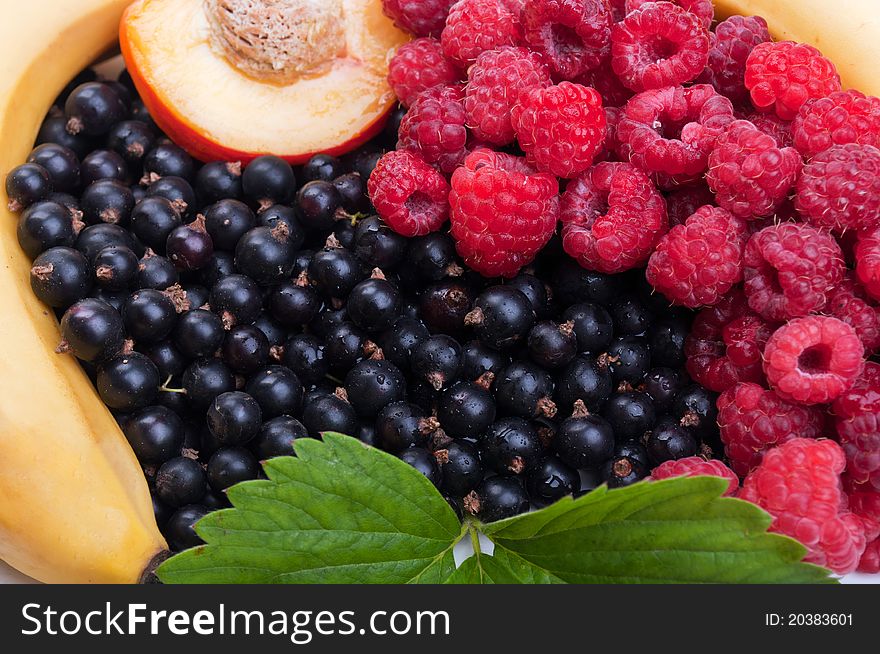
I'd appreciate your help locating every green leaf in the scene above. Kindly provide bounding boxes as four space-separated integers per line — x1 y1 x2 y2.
480 477 834 584
158 433 464 584
158 433 835 584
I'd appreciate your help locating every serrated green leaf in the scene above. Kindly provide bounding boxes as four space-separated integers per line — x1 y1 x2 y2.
158 434 835 585
158 433 463 584
480 477 835 584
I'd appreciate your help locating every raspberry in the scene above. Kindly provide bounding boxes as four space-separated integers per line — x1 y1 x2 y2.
664 183 715 227
464 46 552 145
718 383 825 477
367 150 450 237
741 111 793 148
763 316 865 405
649 457 739 496
647 205 748 308
616 85 735 181
744 41 842 121
684 290 773 393
521 0 613 80
382 0 456 37
397 85 469 174
441 0 523 67
599 106 623 161
697 15 771 106
560 162 667 273
859 539 880 573
739 438 867 575
856 227 880 302
743 223 845 321
610 2 710 92
795 144 880 233
833 362 880 484
387 38 462 108
575 66 634 107
825 275 880 354
706 120 802 219
511 82 606 178
625 0 713 30
792 90 880 160
846 474 880 523
450 149 559 277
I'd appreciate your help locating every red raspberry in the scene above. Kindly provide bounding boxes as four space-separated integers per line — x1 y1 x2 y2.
649 457 739 496
833 362 880 485
744 41 842 121
795 144 880 233
792 90 880 160
387 38 462 108
741 111 793 148
739 438 867 575
397 85 469 174
575 66 634 108
610 2 710 92
382 0 456 37
684 290 773 392
763 316 865 405
856 227 880 302
625 0 713 29
521 0 613 80
511 82 606 178
599 106 623 161
706 120 802 220
647 205 748 308
718 382 825 477
441 0 523 67
846 474 880 524
825 275 880 354
616 85 735 181
464 46 552 145
664 183 714 227
450 149 559 277
560 162 667 273
859 539 880 573
367 150 450 237
697 15 771 106
743 223 845 321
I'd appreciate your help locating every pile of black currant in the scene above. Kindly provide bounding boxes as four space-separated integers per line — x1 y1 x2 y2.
5 68 720 551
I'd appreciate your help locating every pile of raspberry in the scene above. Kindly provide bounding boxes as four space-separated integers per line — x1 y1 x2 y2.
373 0 880 576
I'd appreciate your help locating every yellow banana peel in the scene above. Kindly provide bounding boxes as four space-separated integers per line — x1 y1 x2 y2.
0 0 167 584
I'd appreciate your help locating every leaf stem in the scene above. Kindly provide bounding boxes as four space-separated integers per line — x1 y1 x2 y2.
469 523 482 558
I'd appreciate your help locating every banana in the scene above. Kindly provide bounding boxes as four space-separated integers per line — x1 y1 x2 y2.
713 0 880 98
0 0 167 584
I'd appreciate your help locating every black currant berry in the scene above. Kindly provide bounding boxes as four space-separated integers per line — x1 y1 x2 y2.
646 416 698 465
58 298 124 362
281 334 328 384
209 274 262 328
406 233 461 282
411 335 462 390
301 392 359 439
602 391 656 442
5 163 52 212
470 476 529 522
207 447 260 492
466 286 535 350
437 381 496 439
156 457 207 507
234 224 296 284
143 142 195 181
610 294 655 336
97 352 160 411
507 274 550 317
29 246 92 308
642 367 685 413
252 313 287 351
672 385 719 441
333 172 368 213
459 340 509 383
418 280 474 336
197 251 235 288
123 405 185 464
555 401 615 469
195 161 242 204
76 223 138 262
123 289 177 343
527 320 577 370
222 325 270 374
256 205 305 247
245 366 303 419
352 217 407 269
494 360 556 419
166 217 214 271
556 356 614 414
526 456 581 507
347 273 401 332
323 322 368 373
242 155 295 207
80 179 135 226
174 309 224 358
27 143 80 193
182 358 236 410
309 245 363 302
164 504 207 551
148 176 197 219
251 416 308 459
563 302 614 353
137 251 179 290
602 456 648 488
80 149 128 185
551 259 621 307
375 401 435 452
479 417 543 475
614 440 650 469
601 336 651 385
379 317 429 370
17 201 77 258
106 120 156 167
140 340 187 379
130 196 181 253
649 314 691 369
93 245 138 290
399 447 441 486
204 199 257 251
302 153 344 182
207 391 262 445
296 180 341 231
344 360 407 417
64 82 127 136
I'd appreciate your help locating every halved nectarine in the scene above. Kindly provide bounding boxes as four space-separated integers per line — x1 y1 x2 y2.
120 0 410 164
